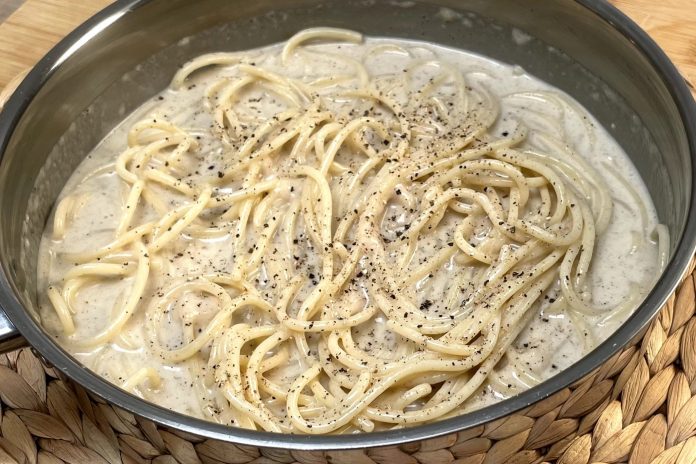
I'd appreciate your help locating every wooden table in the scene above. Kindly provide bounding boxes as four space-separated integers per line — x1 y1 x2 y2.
0 0 694 92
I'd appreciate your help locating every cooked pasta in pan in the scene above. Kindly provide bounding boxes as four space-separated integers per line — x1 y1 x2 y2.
38 28 666 433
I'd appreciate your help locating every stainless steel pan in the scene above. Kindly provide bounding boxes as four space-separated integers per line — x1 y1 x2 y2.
0 0 694 450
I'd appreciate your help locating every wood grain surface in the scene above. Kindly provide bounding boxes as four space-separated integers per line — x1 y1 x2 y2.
0 0 693 91
0 0 23 24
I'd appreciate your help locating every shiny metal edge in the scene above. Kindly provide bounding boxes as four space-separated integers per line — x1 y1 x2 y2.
0 309 25 352
0 0 694 450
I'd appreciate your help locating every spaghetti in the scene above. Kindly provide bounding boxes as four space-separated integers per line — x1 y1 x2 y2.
39 29 666 433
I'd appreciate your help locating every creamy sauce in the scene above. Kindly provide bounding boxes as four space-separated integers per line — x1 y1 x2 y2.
37 35 660 428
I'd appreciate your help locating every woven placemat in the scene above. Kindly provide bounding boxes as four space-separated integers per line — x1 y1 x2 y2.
0 257 692 464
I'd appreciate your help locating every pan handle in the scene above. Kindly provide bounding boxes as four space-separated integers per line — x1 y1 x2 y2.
0 68 32 354
0 311 25 353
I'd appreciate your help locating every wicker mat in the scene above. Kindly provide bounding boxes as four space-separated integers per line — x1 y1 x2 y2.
0 258 692 464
